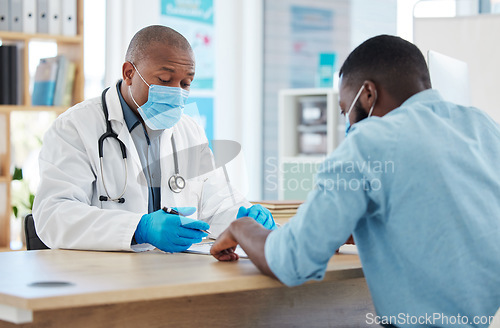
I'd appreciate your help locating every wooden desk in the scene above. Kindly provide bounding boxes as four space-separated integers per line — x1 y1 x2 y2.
0 249 374 327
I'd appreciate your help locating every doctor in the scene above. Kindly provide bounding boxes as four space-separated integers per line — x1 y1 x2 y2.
33 25 275 252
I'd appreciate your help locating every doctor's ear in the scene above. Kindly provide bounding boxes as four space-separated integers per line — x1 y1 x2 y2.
122 62 135 85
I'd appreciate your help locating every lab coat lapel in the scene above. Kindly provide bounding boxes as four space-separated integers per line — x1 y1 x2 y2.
104 83 144 180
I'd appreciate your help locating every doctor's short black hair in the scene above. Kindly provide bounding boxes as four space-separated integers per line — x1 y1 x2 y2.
339 35 432 103
125 25 193 64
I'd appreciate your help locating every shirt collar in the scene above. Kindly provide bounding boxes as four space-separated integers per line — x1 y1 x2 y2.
400 89 443 108
116 81 141 132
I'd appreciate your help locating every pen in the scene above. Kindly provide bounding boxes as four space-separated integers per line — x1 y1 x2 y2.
162 206 181 216
162 207 212 235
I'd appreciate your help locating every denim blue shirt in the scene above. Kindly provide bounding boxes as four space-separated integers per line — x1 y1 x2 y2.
117 81 162 213
265 89 500 328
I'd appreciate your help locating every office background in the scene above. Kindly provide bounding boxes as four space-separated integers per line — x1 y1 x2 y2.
1 0 499 249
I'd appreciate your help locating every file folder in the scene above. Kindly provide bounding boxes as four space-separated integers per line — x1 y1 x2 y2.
0 46 11 104
61 0 75 36
8 44 18 104
36 0 48 34
14 44 23 104
47 0 60 34
9 0 22 32
0 0 10 31
22 0 36 33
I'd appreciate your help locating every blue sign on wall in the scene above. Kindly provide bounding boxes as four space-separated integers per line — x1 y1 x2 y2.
160 0 215 90
161 0 214 24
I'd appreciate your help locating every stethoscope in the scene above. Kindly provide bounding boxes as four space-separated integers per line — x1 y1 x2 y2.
98 87 186 203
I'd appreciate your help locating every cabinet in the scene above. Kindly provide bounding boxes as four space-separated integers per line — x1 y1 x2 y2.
0 0 84 248
278 88 344 200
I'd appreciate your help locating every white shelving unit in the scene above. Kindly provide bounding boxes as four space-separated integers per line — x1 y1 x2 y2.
278 88 344 200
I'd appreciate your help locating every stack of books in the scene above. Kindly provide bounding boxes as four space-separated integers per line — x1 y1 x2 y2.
251 200 303 226
32 55 75 106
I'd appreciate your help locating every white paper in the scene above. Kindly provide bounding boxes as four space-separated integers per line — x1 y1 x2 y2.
338 244 358 255
184 241 248 258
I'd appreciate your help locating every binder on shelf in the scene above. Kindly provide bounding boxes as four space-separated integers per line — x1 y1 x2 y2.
47 0 60 35
22 0 36 34
61 0 75 36
36 0 48 34
8 44 18 104
0 0 10 31
0 45 11 104
0 44 19 105
9 0 22 32
32 56 59 106
14 43 23 104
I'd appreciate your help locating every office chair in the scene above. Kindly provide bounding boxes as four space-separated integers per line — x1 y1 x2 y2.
24 214 49 250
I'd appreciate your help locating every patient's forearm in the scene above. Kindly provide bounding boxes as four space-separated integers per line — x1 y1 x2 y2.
230 217 276 279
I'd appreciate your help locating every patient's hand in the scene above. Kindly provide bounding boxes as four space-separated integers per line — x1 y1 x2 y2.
210 227 239 261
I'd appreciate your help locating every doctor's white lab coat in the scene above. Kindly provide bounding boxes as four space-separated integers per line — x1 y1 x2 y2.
32 83 249 251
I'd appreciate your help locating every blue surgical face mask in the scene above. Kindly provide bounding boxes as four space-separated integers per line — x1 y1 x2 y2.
129 63 189 130
345 85 376 137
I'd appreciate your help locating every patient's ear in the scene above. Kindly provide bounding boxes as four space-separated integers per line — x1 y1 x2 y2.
359 80 377 114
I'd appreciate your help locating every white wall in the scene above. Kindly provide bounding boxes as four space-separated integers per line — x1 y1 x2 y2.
105 0 159 86
350 0 397 49
214 0 263 200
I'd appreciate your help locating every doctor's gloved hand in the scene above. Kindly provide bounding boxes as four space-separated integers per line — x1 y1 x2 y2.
134 207 209 253
237 205 277 230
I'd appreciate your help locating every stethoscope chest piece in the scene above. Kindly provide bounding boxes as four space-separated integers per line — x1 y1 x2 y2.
168 174 185 193
168 134 185 193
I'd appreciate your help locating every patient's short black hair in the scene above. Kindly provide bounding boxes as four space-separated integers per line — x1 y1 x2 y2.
339 35 432 103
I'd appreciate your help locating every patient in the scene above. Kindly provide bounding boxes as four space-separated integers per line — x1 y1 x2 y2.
211 35 500 328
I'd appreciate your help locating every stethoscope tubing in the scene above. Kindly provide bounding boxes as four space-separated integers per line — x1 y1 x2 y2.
98 86 185 203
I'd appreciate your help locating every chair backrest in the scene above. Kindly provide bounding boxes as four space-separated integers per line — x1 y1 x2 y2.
24 214 49 250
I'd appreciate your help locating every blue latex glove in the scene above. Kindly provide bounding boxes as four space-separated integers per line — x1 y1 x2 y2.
135 207 210 253
237 205 277 230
